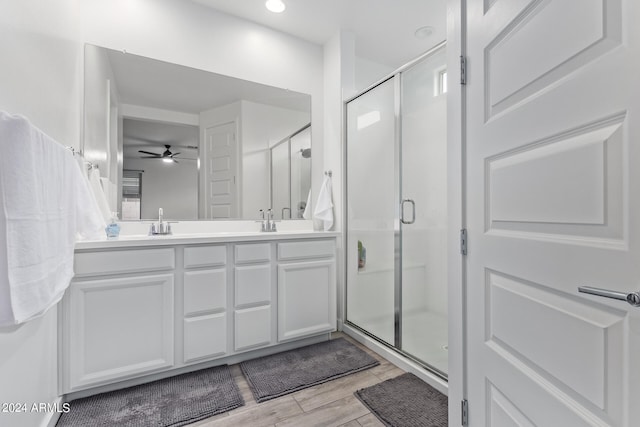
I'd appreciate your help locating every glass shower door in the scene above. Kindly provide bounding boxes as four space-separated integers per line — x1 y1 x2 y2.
346 77 397 345
400 48 448 375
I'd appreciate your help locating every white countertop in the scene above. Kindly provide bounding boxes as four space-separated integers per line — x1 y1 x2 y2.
75 220 340 250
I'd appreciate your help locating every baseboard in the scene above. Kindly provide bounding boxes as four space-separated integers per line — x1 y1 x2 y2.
342 324 448 395
40 396 64 427
64 333 330 401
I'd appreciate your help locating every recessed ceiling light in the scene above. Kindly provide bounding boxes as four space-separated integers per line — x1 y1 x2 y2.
265 0 286 13
414 26 434 39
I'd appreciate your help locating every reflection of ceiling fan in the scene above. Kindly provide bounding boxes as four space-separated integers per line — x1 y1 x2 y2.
138 145 181 163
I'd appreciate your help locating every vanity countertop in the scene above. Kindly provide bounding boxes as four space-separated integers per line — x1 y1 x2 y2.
75 221 339 250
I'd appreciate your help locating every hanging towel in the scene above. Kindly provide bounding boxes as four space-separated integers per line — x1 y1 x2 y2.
302 188 312 219
89 168 111 223
0 112 106 326
313 175 334 231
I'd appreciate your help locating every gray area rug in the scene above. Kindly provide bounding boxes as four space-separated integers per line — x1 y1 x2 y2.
240 338 380 403
355 373 448 427
56 365 244 427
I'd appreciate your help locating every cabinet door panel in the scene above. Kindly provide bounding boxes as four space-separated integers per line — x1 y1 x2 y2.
184 268 226 316
235 243 271 264
183 313 226 363
235 306 271 350
68 274 174 390
235 264 271 307
184 245 226 268
278 260 336 341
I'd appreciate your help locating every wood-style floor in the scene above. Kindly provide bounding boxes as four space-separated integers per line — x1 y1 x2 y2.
189 332 405 427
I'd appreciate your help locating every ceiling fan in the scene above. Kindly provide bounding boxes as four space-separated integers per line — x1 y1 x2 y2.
138 145 181 163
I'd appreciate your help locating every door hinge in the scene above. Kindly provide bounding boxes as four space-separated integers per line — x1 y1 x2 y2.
461 399 469 426
460 228 468 255
460 55 467 85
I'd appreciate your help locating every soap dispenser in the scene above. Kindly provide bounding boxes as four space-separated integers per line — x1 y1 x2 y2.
105 212 121 239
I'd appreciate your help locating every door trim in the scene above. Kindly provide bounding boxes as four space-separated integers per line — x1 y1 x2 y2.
446 0 466 426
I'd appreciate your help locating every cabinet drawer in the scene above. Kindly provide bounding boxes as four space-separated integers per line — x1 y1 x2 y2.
235 306 271 351
235 243 271 264
235 265 271 307
184 245 226 269
277 240 335 261
74 248 175 276
184 269 226 316
184 313 226 363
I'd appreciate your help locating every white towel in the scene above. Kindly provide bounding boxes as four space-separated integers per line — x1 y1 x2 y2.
0 112 106 326
89 168 112 223
313 175 334 231
302 189 312 219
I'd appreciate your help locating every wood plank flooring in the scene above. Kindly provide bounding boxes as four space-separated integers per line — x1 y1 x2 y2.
189 333 404 427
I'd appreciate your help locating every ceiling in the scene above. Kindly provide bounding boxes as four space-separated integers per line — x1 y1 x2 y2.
191 0 447 68
106 47 311 115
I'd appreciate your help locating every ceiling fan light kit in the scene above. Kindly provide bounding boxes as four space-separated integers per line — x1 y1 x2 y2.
138 144 180 163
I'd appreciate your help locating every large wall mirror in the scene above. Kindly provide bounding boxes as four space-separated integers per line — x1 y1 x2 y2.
83 44 312 221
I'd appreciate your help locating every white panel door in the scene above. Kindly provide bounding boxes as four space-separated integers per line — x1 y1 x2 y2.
202 121 238 218
466 0 639 425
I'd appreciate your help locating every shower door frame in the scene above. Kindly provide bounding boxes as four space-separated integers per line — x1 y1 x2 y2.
343 41 448 381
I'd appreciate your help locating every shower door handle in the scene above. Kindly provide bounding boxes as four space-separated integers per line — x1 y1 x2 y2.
401 199 416 224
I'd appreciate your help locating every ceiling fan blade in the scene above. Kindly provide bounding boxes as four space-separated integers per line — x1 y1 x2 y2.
138 150 160 156
140 156 160 159
171 152 181 157
172 159 179 163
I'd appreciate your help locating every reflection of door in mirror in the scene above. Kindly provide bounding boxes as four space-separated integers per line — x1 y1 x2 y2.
201 121 238 219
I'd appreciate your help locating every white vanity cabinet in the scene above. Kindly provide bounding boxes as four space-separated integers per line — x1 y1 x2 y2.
62 248 176 392
277 240 336 341
62 234 337 395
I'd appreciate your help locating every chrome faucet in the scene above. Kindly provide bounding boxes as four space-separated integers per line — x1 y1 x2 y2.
258 209 267 232
257 209 277 232
267 209 277 232
149 207 173 235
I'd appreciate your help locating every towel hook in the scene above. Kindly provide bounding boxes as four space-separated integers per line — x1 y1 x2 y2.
324 170 332 177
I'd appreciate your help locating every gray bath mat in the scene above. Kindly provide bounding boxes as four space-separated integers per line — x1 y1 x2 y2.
240 338 379 403
56 365 244 427
355 373 448 427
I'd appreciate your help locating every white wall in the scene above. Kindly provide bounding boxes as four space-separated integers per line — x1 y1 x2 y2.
324 31 356 327
0 1 81 426
124 158 198 220
355 56 395 92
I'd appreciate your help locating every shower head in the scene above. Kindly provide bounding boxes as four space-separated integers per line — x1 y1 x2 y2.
300 148 311 158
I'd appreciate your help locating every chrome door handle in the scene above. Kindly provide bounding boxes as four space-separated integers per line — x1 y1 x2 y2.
401 199 415 224
578 286 640 307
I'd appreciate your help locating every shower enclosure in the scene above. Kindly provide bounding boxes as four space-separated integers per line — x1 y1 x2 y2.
271 123 311 219
345 44 448 377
